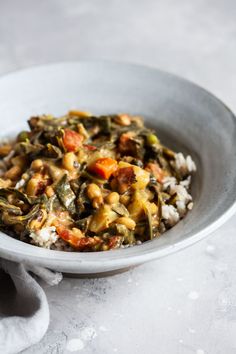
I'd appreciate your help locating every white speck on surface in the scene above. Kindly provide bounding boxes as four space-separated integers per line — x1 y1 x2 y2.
196 349 205 354
80 327 97 341
217 292 230 312
218 296 228 306
167 306 172 311
127 278 133 283
113 349 118 352
179 339 183 344
176 277 183 282
177 310 182 315
66 338 84 352
188 328 196 334
99 325 108 332
188 291 199 300
206 244 216 255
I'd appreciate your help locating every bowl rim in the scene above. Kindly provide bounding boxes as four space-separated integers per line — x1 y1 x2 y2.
0 60 236 272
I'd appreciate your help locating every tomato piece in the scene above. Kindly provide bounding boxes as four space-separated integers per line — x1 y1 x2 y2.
83 144 97 151
89 158 118 180
108 236 123 249
56 226 103 251
62 129 83 152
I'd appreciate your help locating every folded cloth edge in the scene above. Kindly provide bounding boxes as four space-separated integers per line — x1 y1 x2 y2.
0 259 62 354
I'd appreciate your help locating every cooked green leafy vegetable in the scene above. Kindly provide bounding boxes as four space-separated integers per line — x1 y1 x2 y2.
55 174 76 214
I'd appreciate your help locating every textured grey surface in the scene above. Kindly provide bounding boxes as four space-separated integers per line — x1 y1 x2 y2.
0 0 236 353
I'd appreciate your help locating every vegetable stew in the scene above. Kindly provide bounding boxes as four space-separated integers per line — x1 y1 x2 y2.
0 111 196 251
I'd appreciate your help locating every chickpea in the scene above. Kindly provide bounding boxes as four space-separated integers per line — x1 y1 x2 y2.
0 144 12 157
45 185 55 198
4 165 22 181
69 110 92 117
22 173 29 180
119 194 130 206
116 217 136 230
31 159 44 171
77 149 87 164
105 192 120 205
92 195 104 209
115 114 131 126
87 183 102 200
62 152 77 171
26 177 40 196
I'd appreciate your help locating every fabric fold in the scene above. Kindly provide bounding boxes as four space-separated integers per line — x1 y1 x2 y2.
0 259 62 354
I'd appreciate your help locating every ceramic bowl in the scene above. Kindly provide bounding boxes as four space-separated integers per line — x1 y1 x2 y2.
0 61 236 275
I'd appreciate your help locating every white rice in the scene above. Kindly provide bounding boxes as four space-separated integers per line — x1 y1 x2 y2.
162 176 177 191
180 175 191 188
162 204 180 226
161 152 196 224
29 226 58 248
172 152 196 177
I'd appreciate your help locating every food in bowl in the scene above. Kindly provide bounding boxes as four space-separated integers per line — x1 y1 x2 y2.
0 111 196 251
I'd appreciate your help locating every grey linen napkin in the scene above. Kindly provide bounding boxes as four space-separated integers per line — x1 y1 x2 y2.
0 259 62 354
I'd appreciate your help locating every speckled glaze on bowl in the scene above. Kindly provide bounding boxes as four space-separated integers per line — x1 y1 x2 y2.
0 61 236 275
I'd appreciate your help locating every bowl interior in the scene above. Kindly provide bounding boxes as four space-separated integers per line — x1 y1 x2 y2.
0 61 236 273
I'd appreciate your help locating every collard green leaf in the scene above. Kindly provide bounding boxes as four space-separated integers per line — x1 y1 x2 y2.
42 143 63 159
81 171 107 185
0 197 22 216
3 204 40 225
76 182 91 216
75 216 92 232
98 116 111 134
18 142 44 155
142 202 153 240
106 223 135 245
55 174 76 214
111 203 129 217
0 188 32 205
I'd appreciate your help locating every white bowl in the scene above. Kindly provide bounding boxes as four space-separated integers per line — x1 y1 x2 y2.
0 61 236 275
